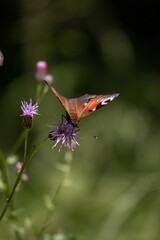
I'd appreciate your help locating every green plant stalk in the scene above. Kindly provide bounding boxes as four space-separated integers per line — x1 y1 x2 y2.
35 82 49 103
37 182 63 238
23 129 29 163
0 152 23 240
37 151 73 238
35 82 43 102
0 151 10 198
0 137 48 221
0 130 27 215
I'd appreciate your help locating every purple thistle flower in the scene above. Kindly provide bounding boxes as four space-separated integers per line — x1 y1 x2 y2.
49 118 80 151
21 99 39 117
20 99 39 128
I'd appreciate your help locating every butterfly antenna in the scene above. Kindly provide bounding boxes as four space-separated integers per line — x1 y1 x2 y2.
44 80 57 95
44 80 50 87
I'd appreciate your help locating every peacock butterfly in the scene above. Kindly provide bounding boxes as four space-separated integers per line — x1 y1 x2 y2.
45 81 119 126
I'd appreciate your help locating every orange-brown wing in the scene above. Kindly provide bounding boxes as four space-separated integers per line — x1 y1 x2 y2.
72 93 119 121
45 81 119 124
45 81 79 123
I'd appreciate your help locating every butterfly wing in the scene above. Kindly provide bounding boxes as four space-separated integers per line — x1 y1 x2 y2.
72 93 119 121
45 80 70 111
45 81 119 125
45 81 79 123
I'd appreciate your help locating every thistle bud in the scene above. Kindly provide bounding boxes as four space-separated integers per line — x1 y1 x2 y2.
35 61 48 81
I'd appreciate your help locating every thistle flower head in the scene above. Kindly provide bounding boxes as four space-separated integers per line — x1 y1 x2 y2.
35 60 48 81
35 60 54 84
20 99 39 128
49 118 80 151
21 99 39 117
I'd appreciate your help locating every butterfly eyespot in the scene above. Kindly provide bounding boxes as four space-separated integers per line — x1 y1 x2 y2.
101 99 111 105
83 102 88 107
83 97 94 107
89 108 96 113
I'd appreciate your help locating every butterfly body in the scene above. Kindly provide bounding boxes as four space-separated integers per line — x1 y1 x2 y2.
45 81 119 125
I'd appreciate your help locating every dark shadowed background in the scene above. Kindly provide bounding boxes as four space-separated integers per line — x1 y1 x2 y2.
1 0 160 239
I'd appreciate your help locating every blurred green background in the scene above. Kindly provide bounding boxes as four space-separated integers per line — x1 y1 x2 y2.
1 0 160 239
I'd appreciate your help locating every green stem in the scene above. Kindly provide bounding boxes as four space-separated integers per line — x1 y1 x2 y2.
0 151 10 198
0 137 48 221
0 152 23 240
37 182 63 238
35 82 49 103
37 151 73 238
23 129 29 163
35 83 43 103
